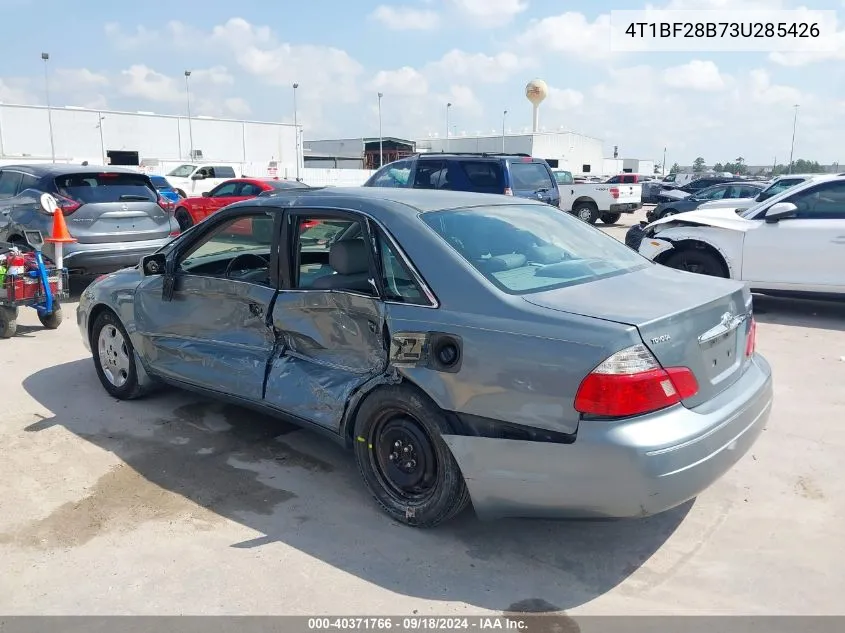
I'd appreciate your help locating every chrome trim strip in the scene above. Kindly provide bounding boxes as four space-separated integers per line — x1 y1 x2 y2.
698 312 748 344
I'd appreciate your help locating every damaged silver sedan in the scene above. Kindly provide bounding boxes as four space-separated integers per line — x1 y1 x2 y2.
77 188 773 527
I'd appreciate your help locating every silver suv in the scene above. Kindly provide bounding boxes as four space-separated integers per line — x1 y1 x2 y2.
0 164 178 276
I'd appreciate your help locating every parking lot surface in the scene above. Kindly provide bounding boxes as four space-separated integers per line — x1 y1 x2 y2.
1 208 844 615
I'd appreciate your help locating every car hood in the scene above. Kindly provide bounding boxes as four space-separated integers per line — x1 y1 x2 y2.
645 205 758 232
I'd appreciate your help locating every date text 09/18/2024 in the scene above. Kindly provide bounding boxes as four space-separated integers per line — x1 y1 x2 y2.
307 618 529 631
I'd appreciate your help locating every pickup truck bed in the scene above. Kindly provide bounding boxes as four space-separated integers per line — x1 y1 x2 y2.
559 183 643 224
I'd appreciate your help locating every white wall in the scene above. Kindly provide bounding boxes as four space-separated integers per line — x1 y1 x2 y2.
418 134 534 155
299 168 374 187
532 133 604 176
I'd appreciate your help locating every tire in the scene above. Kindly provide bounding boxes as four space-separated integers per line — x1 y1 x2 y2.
660 209 678 219
0 306 18 339
353 384 470 528
90 310 145 400
573 202 599 224
662 249 727 278
600 212 622 224
175 208 194 232
38 307 63 329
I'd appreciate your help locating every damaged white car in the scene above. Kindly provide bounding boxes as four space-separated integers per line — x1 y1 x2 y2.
628 174 845 297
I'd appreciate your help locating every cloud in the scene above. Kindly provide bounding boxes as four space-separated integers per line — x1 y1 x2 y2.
747 69 803 105
663 60 726 91
0 78 34 104
103 23 160 49
370 5 440 30
119 65 180 103
769 28 845 66
449 0 528 28
224 97 252 117
516 12 613 59
425 50 533 82
546 87 585 110
370 67 429 96
53 68 109 89
190 66 234 86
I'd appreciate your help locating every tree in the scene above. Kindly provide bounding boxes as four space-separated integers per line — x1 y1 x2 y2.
734 157 747 175
692 157 706 172
670 162 681 174
713 163 724 172
654 163 662 174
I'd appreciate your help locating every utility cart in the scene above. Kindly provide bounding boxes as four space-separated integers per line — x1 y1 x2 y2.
0 230 68 338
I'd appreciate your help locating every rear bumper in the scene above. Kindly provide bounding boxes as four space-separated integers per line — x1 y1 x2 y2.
610 202 642 213
46 238 172 275
443 354 773 520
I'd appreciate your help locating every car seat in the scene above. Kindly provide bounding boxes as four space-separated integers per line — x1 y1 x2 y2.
311 240 373 293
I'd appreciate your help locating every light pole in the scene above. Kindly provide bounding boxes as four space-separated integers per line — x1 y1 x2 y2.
41 52 55 163
293 83 300 181
96 114 106 165
788 104 799 174
502 110 507 152
445 102 451 152
184 70 194 160
377 92 384 168
662 147 667 177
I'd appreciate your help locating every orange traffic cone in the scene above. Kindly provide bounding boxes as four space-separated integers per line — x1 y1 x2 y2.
45 208 76 244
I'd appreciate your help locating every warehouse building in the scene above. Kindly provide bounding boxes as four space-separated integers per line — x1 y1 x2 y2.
415 131 604 176
0 103 300 177
303 137 416 170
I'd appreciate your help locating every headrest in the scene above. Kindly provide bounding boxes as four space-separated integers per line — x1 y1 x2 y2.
482 253 526 272
329 239 370 275
529 245 564 264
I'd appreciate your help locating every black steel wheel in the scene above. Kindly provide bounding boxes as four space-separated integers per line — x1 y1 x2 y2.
175 208 194 232
600 212 622 224
0 306 18 339
38 307 63 329
663 249 727 278
573 202 599 224
353 385 470 527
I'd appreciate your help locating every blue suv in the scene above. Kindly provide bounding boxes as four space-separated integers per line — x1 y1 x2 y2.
363 153 561 207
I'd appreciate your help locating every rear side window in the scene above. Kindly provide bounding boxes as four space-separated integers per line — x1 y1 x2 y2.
509 162 554 190
54 172 157 204
554 171 573 185
216 166 236 178
458 161 504 192
0 171 23 198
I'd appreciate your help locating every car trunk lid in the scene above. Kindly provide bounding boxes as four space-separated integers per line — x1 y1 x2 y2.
54 172 172 244
523 264 753 408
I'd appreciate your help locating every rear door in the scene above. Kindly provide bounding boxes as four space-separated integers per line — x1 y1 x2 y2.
508 159 558 205
52 171 171 244
412 160 447 189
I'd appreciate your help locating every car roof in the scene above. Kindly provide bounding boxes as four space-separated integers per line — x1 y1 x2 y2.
0 163 145 177
416 153 542 162
226 186 540 220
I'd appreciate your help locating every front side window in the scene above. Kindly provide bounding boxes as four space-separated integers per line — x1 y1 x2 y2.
367 160 412 188
785 181 845 219
179 213 275 283
421 204 647 295
696 185 729 200
211 182 240 197
239 183 264 197
167 164 196 178
553 171 573 185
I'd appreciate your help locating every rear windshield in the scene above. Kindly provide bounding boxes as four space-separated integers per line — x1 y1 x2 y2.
421 204 647 295
458 161 504 190
267 179 310 190
509 162 554 190
149 176 172 189
54 172 157 204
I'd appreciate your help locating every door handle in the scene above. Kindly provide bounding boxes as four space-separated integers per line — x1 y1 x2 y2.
249 302 264 317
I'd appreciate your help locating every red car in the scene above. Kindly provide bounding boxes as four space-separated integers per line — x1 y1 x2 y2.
173 178 310 231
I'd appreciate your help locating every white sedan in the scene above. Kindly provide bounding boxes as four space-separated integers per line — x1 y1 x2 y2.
633 174 845 297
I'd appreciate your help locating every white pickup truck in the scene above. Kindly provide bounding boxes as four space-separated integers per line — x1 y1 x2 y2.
164 163 240 197
553 170 642 224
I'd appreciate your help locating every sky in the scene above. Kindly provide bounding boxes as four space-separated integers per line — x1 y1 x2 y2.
0 0 843 166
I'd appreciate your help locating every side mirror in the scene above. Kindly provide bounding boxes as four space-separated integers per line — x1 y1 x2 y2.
191 173 206 180
141 252 167 276
764 202 797 223
201 191 210 197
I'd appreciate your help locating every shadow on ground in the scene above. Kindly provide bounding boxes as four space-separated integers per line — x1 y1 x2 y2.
753 294 845 332
20 359 693 613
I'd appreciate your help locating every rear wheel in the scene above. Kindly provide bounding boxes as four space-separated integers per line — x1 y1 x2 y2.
353 385 470 528
175 208 194 232
0 306 18 338
38 307 63 329
573 202 599 224
660 208 678 219
663 249 727 278
600 212 622 224
175 189 187 199
91 310 145 399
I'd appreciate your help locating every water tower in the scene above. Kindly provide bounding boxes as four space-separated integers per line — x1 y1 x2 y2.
525 79 548 133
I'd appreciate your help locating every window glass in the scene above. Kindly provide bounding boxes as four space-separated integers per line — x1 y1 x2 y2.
739 185 761 198
421 204 646 295
216 166 236 178
376 229 428 304
553 171 573 185
605 175 621 183
457 161 503 192
54 172 156 203
697 186 728 200
413 161 446 189
293 217 374 295
177 213 274 283
368 160 412 188
167 164 196 177
0 171 23 198
509 162 554 190
758 178 802 201
18 173 40 192
211 182 240 197
785 181 845 219
239 183 264 197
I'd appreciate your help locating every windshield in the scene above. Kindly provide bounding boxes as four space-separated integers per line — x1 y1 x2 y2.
421 204 647 295
554 171 573 184
167 164 196 177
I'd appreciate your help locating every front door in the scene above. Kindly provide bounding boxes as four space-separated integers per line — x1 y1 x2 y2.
134 209 280 401
263 211 388 431
742 180 845 292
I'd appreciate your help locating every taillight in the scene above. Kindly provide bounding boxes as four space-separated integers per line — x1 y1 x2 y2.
158 197 175 212
503 187 514 196
54 194 81 215
610 187 620 199
574 344 699 418
745 317 756 357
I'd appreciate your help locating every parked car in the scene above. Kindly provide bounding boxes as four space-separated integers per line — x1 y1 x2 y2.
559 180 642 224
165 164 239 198
173 177 310 231
148 175 181 206
363 153 561 208
78 187 771 527
646 182 766 222
0 164 179 276
634 174 845 297
695 174 828 213
605 174 653 184
654 177 745 203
